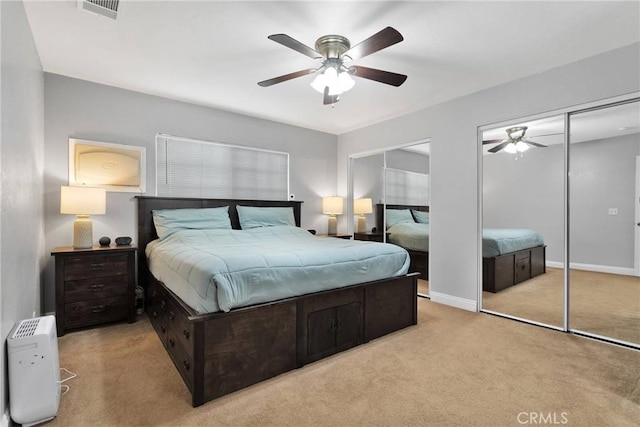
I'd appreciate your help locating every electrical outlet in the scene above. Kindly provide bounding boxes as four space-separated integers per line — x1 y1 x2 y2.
608 208 618 215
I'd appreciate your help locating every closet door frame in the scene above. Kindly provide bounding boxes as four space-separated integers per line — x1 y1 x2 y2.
478 92 639 349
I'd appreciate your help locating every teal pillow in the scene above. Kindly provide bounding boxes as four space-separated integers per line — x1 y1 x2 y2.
237 206 296 229
385 209 415 228
153 207 231 239
412 210 430 224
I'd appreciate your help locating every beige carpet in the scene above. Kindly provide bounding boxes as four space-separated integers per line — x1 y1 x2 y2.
418 278 429 296
483 268 640 344
47 299 639 427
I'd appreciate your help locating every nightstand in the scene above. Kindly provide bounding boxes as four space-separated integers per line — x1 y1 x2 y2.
353 232 389 242
316 234 352 239
52 245 136 336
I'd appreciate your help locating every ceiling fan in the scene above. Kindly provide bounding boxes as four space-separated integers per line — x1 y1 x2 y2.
257 27 407 105
483 126 558 154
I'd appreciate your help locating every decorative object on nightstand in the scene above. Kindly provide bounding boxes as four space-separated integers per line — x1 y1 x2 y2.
60 186 106 249
51 244 136 336
354 197 373 233
99 236 111 247
115 236 132 246
322 196 343 236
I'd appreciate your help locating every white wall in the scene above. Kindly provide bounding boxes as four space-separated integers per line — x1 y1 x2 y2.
43 74 338 313
0 0 45 422
338 43 640 310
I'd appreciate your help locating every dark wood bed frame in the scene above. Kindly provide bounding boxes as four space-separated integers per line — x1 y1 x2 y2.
136 196 418 407
377 203 546 292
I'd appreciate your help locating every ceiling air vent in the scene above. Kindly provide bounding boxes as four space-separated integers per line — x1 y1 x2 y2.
78 0 119 20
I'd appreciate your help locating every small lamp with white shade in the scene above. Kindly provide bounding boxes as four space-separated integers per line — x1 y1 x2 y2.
322 196 343 236
354 198 373 233
60 186 106 249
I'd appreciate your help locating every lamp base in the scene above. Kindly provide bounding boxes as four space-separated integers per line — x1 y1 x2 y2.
73 215 93 249
327 215 337 236
357 215 368 233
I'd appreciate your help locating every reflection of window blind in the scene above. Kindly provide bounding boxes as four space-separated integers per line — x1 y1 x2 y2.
156 134 289 200
384 168 429 205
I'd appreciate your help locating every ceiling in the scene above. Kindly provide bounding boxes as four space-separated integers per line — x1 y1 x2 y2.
23 1 640 135
481 100 640 154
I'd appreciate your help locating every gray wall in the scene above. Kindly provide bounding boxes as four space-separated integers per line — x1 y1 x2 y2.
0 0 45 421
570 134 639 268
337 43 640 309
43 74 337 313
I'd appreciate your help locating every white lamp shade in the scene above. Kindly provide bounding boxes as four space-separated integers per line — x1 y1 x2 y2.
354 198 373 215
60 186 106 215
322 196 344 215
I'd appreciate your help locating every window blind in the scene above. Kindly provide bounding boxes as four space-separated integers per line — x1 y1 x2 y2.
384 168 429 205
156 134 289 200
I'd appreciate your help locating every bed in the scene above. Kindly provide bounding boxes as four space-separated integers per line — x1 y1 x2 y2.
137 196 418 407
376 204 546 292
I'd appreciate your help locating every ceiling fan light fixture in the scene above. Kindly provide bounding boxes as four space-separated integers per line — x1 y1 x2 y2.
515 141 530 152
503 143 517 154
310 67 355 96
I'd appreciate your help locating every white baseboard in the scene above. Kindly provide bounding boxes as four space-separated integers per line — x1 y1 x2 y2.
429 291 477 312
546 261 635 276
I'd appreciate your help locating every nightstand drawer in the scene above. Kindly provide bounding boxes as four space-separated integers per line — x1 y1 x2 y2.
64 254 129 280
65 295 129 329
64 276 129 303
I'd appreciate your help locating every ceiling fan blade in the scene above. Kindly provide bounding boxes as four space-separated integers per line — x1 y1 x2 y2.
482 139 505 145
350 66 407 87
344 27 404 61
258 69 316 87
323 87 339 105
524 140 548 148
488 141 512 153
268 34 322 60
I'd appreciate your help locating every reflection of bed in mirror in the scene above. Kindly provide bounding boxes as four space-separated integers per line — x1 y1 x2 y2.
377 204 547 292
138 197 418 407
376 204 429 279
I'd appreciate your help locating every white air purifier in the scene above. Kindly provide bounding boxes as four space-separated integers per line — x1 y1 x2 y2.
8 315 61 426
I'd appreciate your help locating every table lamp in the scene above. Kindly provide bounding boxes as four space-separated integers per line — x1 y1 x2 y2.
322 196 343 236
60 186 106 249
354 198 373 233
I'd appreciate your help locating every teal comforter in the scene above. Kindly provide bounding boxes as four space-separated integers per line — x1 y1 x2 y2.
146 225 410 313
387 223 544 257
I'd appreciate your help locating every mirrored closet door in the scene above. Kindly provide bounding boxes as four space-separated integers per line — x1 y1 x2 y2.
568 100 640 346
481 115 565 328
349 141 430 297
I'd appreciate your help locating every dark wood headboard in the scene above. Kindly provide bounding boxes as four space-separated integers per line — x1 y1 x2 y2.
375 203 429 232
135 196 303 288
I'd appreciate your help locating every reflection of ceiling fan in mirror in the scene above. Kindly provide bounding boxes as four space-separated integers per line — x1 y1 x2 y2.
257 27 407 105
483 126 561 154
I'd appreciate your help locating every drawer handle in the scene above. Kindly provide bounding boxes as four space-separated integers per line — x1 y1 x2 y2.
90 263 104 271
90 284 105 292
160 326 166 333
92 305 106 314
183 360 190 371
183 329 190 340
152 310 158 319
168 311 175 321
169 338 175 348
160 300 166 310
